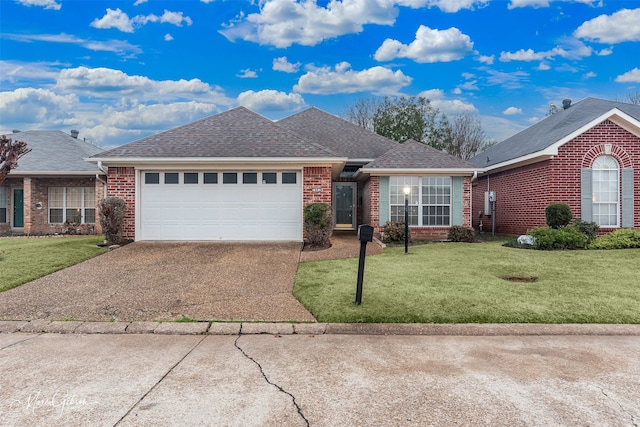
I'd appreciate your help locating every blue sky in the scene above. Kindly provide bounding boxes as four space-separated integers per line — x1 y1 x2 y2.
1 0 639 149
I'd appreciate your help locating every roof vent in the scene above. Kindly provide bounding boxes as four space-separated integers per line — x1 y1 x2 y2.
562 99 572 110
70 129 79 139
12 129 21 133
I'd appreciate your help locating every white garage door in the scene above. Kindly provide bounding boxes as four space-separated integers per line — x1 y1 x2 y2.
140 171 302 241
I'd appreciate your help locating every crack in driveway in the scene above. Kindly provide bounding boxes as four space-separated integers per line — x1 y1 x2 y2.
599 386 638 427
234 326 309 427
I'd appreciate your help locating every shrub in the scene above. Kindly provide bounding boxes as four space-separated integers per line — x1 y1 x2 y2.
545 203 573 229
528 226 588 250
591 229 640 249
448 226 475 243
572 219 599 244
304 202 332 248
99 197 126 245
381 221 410 244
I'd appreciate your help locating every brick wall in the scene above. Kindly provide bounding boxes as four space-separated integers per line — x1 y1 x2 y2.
107 167 136 240
473 120 640 235
302 166 332 206
362 176 378 228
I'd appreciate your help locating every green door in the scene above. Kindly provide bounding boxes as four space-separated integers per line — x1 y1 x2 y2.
333 183 355 230
13 189 24 228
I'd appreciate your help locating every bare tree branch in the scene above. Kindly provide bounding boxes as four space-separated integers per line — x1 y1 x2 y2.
0 135 30 185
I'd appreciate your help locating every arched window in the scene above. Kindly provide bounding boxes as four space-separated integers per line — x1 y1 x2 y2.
592 155 619 227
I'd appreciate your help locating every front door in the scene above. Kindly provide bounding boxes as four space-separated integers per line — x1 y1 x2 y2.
13 189 24 228
333 183 356 230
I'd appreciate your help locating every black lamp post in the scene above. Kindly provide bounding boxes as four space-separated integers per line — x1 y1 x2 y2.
403 186 410 254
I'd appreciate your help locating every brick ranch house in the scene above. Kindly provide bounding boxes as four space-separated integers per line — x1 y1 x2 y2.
469 97 640 235
1 130 105 236
90 107 478 242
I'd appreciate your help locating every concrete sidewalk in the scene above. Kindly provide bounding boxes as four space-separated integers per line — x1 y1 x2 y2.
1 332 639 426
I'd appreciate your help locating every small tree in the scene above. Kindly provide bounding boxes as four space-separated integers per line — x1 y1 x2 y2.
0 135 30 185
545 203 572 229
99 197 126 245
303 202 332 248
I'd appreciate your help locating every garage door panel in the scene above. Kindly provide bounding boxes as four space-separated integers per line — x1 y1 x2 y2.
140 171 302 241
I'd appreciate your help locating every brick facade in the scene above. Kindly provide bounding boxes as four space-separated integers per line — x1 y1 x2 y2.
107 167 136 240
302 166 332 206
473 120 640 235
0 176 105 235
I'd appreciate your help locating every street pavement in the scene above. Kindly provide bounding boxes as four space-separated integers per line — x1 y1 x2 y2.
1 329 639 426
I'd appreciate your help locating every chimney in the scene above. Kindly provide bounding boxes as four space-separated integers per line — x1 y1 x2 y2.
70 129 79 139
562 99 572 110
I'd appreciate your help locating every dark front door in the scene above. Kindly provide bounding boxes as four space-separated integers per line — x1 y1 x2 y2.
13 189 24 228
333 183 356 230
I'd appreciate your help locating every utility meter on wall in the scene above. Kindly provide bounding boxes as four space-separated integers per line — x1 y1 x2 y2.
488 191 496 203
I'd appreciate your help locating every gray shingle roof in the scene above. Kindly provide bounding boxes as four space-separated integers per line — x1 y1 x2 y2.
363 139 477 170
277 107 397 160
470 97 640 168
95 107 340 159
5 130 104 174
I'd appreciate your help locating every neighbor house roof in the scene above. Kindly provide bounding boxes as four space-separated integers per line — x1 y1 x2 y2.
5 130 104 176
359 139 477 175
470 97 640 171
94 107 341 161
277 107 397 161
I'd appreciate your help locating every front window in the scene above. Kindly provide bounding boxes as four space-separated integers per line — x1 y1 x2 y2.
48 187 95 224
0 187 7 223
592 156 619 227
390 176 451 226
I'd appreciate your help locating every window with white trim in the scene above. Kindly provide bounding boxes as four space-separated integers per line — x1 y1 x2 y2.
49 187 96 224
390 176 452 226
0 187 7 223
592 156 619 227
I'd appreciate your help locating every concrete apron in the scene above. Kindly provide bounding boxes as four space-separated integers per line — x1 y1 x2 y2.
1 333 639 426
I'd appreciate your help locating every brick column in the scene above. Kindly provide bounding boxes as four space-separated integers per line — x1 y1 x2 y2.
303 166 332 206
23 177 32 233
107 167 136 240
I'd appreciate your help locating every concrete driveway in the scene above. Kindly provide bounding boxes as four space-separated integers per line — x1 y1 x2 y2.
0 242 316 323
1 333 639 426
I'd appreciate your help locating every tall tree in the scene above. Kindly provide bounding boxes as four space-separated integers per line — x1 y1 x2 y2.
343 97 379 131
0 135 30 185
444 112 489 160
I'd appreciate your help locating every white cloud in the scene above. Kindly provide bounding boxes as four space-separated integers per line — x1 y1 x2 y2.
374 25 474 63
417 89 477 114
478 55 494 65
273 57 301 73
220 0 399 48
164 34 174 41
538 62 551 70
584 71 597 79
499 47 568 62
3 33 143 57
0 88 77 124
415 0 488 13
597 47 613 56
91 8 192 33
293 62 411 95
237 90 305 112
503 106 523 115
508 0 549 9
0 60 62 84
134 0 148 5
16 0 61 10
574 8 640 43
485 69 530 90
54 67 232 105
615 68 640 83
236 69 258 78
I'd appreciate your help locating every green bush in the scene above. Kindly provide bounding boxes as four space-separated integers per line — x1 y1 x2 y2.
447 226 475 243
545 203 573 229
591 229 640 249
303 203 332 248
99 197 126 245
528 226 588 250
381 221 410 244
573 219 599 244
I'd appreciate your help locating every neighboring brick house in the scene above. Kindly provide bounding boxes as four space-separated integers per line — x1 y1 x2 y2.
0 130 106 235
469 98 640 235
90 106 478 242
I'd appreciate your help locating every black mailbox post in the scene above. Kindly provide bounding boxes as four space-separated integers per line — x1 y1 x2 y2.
355 225 374 305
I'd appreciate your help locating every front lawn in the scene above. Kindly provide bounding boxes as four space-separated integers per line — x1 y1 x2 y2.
0 236 107 292
294 241 640 323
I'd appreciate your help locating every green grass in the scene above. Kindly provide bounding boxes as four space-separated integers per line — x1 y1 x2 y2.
0 236 108 292
294 241 640 324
